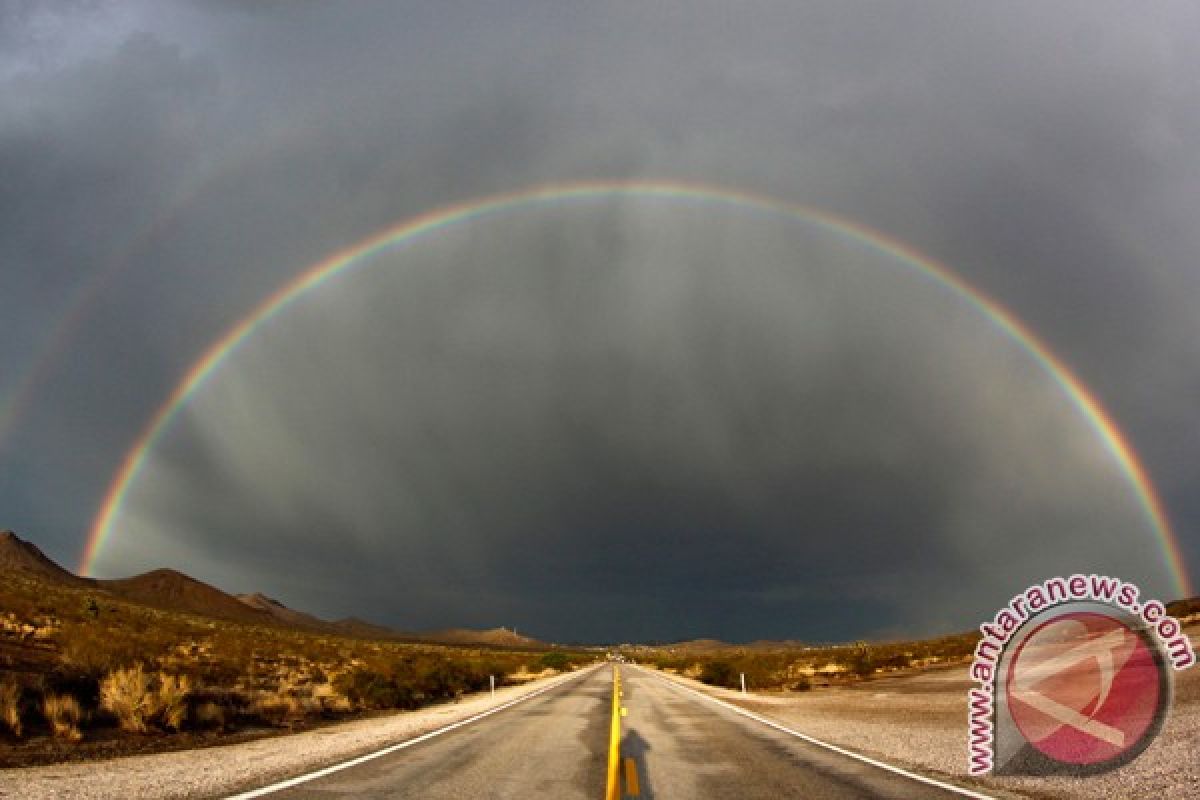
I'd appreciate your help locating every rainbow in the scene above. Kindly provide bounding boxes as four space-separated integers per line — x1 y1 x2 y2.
0 177 218 459
80 180 1193 597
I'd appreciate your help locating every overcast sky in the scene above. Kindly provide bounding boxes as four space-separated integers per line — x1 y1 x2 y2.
2 1 1198 643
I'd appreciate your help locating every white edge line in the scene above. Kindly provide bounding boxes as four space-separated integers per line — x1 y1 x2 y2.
639 666 997 800
224 663 604 799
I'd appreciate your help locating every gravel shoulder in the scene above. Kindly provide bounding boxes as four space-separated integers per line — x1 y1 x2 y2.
0 666 597 800
650 624 1200 800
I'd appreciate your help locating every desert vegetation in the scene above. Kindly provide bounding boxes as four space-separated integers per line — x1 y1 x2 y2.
638 599 1200 692
633 631 982 691
42 692 83 741
98 665 193 733
1 680 22 737
0 568 592 764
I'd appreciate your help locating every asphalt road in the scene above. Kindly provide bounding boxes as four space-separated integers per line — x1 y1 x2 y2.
254 665 988 799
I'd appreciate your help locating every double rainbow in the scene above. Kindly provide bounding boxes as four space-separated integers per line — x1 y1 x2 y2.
80 181 1192 597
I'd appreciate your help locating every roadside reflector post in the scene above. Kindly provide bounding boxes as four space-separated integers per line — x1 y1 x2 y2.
741 672 747 694
490 675 495 698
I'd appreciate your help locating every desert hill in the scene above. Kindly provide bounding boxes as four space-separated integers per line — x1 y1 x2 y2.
102 568 274 624
420 626 542 648
0 530 91 587
0 530 546 648
330 616 410 639
654 638 730 652
236 591 330 630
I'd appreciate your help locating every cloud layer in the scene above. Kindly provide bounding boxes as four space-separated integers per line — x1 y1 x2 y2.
3 2 1198 641
105 201 1165 641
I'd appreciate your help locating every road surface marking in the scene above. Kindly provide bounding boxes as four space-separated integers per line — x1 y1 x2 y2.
643 666 996 800
605 665 622 800
623 756 640 797
224 665 601 799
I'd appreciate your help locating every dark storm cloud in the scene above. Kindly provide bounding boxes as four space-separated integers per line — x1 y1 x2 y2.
2 1 1198 641
105 204 1159 641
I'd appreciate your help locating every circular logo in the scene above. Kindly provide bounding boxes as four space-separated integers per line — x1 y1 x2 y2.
1005 611 1168 769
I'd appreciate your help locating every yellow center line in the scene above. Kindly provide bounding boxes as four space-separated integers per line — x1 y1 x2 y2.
623 756 641 797
605 664 622 800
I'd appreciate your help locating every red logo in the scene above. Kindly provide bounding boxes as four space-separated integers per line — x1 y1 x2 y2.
1005 611 1164 767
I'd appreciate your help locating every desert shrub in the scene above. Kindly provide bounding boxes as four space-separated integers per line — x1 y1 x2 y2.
100 665 154 733
43 692 83 741
850 643 874 677
699 660 739 688
333 667 415 711
193 701 226 731
202 687 257 726
329 653 497 712
734 657 780 690
476 658 513 686
194 659 241 688
649 655 695 673
156 673 192 731
312 682 353 713
876 652 912 671
56 618 175 681
249 686 315 727
57 621 146 679
0 680 22 737
408 654 473 700
788 675 812 691
538 652 570 671
250 692 294 727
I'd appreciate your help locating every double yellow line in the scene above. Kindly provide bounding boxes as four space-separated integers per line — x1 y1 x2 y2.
605 665 639 799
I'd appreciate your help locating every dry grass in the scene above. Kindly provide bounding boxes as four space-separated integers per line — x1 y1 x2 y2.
100 664 154 733
312 681 353 713
58 620 146 678
156 673 192 731
0 567 593 747
251 689 306 727
42 693 82 741
636 631 981 690
0 680 21 737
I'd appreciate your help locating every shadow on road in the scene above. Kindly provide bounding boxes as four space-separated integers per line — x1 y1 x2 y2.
621 729 655 799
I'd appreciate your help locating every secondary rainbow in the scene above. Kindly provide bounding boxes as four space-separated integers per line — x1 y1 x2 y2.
0 165 244 459
80 180 1193 597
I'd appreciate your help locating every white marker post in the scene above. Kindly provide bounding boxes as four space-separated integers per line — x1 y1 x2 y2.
740 672 747 693
490 675 495 698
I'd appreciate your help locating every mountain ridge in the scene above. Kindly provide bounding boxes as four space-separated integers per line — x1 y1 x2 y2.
0 529 548 648
0 530 92 587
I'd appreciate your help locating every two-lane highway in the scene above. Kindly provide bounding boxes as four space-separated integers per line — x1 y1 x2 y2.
239 665 993 799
